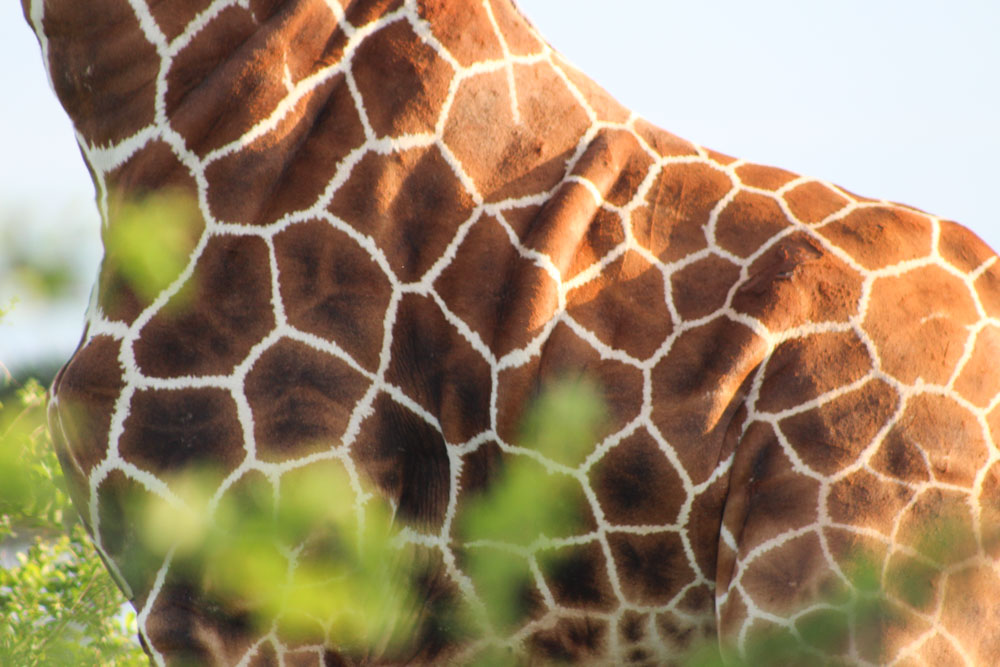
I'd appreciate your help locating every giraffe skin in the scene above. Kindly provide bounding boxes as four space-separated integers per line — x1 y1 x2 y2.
24 0 1000 664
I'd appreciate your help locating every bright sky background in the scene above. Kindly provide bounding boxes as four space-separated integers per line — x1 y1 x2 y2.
1 0 998 375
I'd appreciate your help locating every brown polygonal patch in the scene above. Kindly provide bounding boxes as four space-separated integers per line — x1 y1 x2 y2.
729 421 821 553
954 325 1000 408
756 330 873 414
818 206 934 270
631 120 699 159
417 0 503 66
889 393 988 486
566 250 674 360
385 294 492 444
205 76 358 226
975 263 1000 318
134 235 274 378
714 190 790 258
607 532 693 606
529 616 609 664
51 335 124 479
168 4 331 157
275 218 392 372
539 541 616 612
351 393 450 528
778 379 899 476
149 0 219 43
783 181 851 224
569 129 654 207
651 317 765 485
563 208 627 282
739 532 830 615
95 469 162 596
119 387 245 478
329 145 475 283
734 163 798 191
734 231 863 330
864 265 979 385
344 0 403 27
434 215 558 359
352 20 454 137
590 430 685 527
495 321 644 444
686 471 730 581
938 219 998 273
43 0 158 147
520 182 601 274
826 470 913 537
871 425 933 484
633 162 733 263
443 64 589 202
670 253 742 322
453 440 503 510
244 339 370 462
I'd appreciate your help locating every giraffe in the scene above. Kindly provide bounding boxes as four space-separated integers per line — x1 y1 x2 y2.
24 0 1000 664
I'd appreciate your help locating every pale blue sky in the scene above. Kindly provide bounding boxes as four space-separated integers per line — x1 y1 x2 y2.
1 1 998 373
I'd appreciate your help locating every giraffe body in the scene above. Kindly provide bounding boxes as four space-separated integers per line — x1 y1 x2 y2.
25 0 1000 664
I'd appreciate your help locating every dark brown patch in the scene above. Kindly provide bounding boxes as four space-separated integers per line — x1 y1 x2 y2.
529 616 609 663
329 145 475 283
352 20 454 137
385 293 491 444
608 532 693 605
670 254 742 321
551 56 631 125
275 218 392 372
783 181 851 224
42 0 158 147
96 469 161 595
245 339 370 462
539 541 616 611
714 190 790 258
864 265 979 385
590 430 685 526
756 330 873 414
51 336 124 479
134 235 274 378
434 215 559 359
119 387 245 477
352 393 450 528
204 74 363 226
169 2 336 157
818 206 934 270
779 379 899 476
149 0 219 44
566 251 674 360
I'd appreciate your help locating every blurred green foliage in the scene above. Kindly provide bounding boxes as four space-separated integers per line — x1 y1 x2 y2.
0 377 144 665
